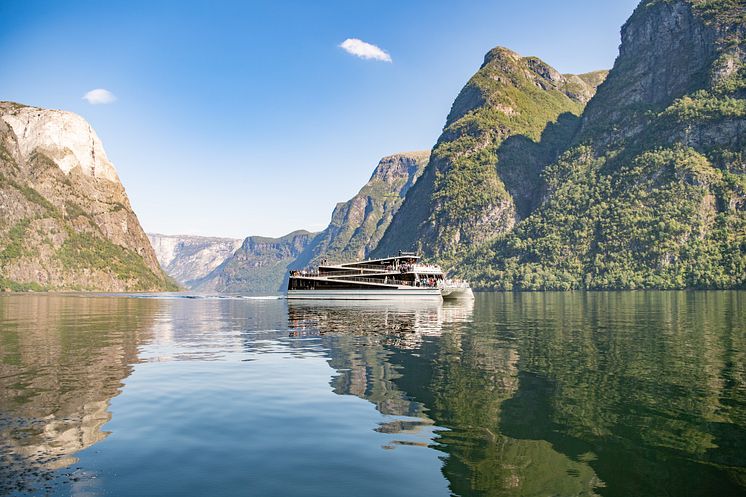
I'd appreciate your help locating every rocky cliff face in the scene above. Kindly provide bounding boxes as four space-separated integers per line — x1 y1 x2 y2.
307 151 429 264
192 230 317 294
0 102 175 291
461 0 745 290
147 233 242 288
372 48 607 260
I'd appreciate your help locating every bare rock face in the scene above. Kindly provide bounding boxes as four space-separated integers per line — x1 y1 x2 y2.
577 0 744 149
0 102 174 291
2 107 119 182
147 233 243 287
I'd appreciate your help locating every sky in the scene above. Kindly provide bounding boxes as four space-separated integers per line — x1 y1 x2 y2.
0 0 640 239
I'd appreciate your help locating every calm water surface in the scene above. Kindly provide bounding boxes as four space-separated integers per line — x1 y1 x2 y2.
0 292 744 496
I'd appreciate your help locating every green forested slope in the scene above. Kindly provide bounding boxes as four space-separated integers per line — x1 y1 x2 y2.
460 0 745 290
372 48 606 260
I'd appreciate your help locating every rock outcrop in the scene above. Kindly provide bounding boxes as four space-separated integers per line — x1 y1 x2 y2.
306 151 429 264
147 233 242 288
0 102 175 291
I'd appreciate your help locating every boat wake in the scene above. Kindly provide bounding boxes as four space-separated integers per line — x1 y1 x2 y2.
107 293 284 300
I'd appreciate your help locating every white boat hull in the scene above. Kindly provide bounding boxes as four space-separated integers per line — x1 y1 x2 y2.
441 286 475 300
287 288 443 301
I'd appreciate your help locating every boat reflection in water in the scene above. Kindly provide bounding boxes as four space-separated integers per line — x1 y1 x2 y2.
288 299 475 451
288 298 475 348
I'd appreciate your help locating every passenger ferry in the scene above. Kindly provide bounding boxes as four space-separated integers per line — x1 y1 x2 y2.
287 252 474 301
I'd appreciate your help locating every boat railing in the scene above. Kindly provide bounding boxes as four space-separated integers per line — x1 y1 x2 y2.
341 264 444 273
412 264 443 273
336 276 406 286
336 276 443 288
291 269 391 278
291 267 425 278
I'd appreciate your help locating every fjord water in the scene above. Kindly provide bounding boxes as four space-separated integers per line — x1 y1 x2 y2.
0 292 744 497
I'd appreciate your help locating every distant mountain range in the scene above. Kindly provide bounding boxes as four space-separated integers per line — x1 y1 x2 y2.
188 230 317 294
147 234 243 288
3 0 743 293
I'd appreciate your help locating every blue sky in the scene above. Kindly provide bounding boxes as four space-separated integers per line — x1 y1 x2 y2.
0 0 639 238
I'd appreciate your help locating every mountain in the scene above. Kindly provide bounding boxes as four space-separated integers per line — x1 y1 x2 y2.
306 151 429 265
147 233 242 287
0 102 175 291
461 0 745 290
192 230 317 294
372 49 607 260
151 152 427 294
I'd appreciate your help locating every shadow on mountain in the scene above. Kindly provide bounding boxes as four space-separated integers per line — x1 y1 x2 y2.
496 112 581 219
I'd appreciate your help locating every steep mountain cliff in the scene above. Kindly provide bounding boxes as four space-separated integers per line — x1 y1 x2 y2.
307 151 429 264
462 0 745 290
372 49 607 259
147 233 242 287
0 102 175 291
192 230 317 294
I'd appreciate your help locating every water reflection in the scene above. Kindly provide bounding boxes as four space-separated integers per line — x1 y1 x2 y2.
289 300 475 449
374 296 601 497
141 298 287 362
286 300 601 495
0 292 743 497
288 299 474 346
293 292 745 497
493 291 746 497
0 295 160 495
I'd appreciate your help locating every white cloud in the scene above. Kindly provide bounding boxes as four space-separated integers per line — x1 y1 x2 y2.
82 88 117 105
339 38 392 62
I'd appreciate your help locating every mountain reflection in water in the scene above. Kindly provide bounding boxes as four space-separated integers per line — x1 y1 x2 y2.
0 292 744 497
0 295 160 495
